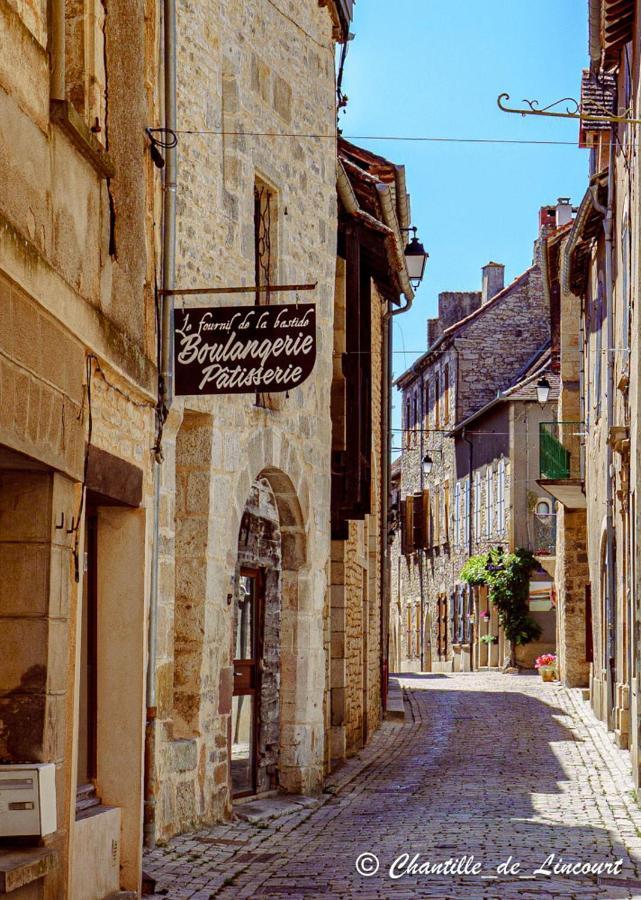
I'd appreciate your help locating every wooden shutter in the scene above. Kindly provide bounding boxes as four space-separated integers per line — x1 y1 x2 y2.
404 495 415 555
444 481 450 543
400 499 407 556
413 491 423 550
432 488 439 546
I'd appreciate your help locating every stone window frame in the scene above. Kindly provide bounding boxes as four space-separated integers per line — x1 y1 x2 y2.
454 480 461 546
442 364 450 425
497 458 506 535
65 0 108 138
485 465 494 538
473 470 481 542
463 476 471 547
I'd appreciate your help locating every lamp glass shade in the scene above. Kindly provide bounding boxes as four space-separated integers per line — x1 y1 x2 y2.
404 236 428 285
422 454 433 476
536 376 551 405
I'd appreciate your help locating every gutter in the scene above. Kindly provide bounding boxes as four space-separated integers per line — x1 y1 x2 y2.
589 0 603 65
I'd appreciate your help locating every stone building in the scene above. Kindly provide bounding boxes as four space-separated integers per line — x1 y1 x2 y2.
145 0 417 847
0 0 158 897
392 219 555 673
450 350 558 670
329 138 413 761
546 0 641 785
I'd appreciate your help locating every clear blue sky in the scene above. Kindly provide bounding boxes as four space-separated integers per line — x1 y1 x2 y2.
339 0 588 449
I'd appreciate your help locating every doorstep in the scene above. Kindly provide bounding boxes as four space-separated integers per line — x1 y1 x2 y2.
0 847 57 894
233 795 319 825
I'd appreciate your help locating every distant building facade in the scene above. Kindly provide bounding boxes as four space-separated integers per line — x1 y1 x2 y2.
391 217 559 674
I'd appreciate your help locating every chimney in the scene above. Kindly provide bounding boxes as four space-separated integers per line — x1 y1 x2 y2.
481 262 505 304
555 197 573 228
427 318 440 348
539 205 556 231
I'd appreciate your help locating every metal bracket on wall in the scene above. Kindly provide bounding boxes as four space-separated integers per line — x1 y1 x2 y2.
497 93 641 126
159 283 317 297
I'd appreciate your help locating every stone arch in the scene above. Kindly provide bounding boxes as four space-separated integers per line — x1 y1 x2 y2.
227 436 323 795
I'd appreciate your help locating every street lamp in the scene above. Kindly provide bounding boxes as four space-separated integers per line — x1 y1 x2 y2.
422 453 433 476
536 376 551 406
403 227 428 288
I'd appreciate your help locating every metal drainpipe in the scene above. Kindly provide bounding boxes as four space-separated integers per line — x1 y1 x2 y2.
419 370 425 670
145 0 177 850
592 134 616 725
379 306 391 707
381 292 413 688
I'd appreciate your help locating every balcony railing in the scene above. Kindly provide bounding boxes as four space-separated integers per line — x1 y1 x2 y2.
539 422 584 480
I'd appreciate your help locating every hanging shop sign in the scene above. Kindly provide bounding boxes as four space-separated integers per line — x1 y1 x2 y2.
174 302 316 396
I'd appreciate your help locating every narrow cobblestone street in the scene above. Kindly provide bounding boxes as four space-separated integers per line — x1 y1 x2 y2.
144 673 641 899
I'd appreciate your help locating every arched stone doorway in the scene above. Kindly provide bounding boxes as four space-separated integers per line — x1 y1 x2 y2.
231 467 310 799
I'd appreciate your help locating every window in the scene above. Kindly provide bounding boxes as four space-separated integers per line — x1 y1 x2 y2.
63 1 107 136
443 365 450 425
497 459 506 535
464 477 471 547
254 179 276 299
443 480 450 542
405 396 411 448
486 466 494 537
254 177 279 407
413 390 419 444
473 472 481 541
594 278 603 418
434 373 440 427
535 498 552 517
454 482 461 546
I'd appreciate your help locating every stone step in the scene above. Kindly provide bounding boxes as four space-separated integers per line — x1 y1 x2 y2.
234 795 318 825
384 676 405 721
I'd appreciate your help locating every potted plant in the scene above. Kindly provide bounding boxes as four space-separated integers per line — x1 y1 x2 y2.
480 610 491 622
535 653 557 682
479 634 497 645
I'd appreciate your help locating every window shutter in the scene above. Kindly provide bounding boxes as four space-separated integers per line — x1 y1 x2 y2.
431 488 439 546
406 495 415 554
400 499 407 555
413 491 423 550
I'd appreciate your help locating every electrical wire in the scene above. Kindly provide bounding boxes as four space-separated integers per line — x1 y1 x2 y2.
171 128 580 147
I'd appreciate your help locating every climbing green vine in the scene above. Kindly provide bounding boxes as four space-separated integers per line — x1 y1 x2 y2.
460 547 541 662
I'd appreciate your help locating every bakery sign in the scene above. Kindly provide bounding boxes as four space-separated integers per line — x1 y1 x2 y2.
173 302 316 396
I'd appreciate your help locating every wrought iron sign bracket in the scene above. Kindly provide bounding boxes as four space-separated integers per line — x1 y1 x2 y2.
160 282 317 297
497 93 641 127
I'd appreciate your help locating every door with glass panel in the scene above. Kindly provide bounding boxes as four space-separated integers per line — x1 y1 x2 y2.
232 568 264 797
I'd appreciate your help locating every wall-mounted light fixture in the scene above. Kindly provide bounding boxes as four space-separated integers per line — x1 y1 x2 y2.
536 376 551 406
403 226 428 288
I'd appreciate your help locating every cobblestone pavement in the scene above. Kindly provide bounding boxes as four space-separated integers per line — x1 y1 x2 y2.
144 672 641 898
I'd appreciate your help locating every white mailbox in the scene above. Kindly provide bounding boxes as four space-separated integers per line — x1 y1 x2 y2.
0 763 57 837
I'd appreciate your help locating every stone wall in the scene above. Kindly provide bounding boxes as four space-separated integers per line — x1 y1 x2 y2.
151 0 339 839
0 0 158 895
328 277 383 760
